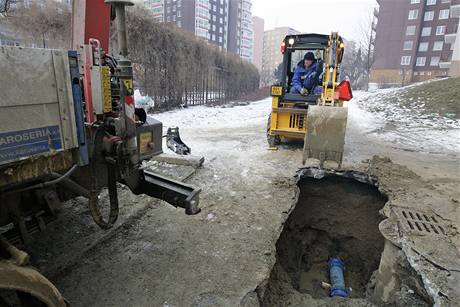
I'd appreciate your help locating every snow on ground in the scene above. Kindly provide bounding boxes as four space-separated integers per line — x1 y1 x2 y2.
146 86 460 157
350 88 460 155
150 98 271 130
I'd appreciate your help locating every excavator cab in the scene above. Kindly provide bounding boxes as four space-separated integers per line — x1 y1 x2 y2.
267 32 352 168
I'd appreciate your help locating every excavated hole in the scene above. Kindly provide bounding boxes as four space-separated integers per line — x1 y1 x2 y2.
263 175 388 303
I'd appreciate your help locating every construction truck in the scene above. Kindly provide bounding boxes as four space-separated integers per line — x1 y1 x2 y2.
0 0 200 305
267 33 353 167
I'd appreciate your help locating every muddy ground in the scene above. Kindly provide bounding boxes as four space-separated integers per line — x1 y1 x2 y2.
24 95 459 307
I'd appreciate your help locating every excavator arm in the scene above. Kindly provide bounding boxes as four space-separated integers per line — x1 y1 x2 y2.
303 32 353 168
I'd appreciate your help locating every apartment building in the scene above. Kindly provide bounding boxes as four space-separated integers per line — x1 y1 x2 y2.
371 0 460 86
444 4 460 75
144 0 227 48
251 16 264 72
144 0 253 59
261 27 300 86
227 0 253 61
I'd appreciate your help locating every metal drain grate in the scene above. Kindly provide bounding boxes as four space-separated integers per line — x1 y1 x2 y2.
393 207 448 237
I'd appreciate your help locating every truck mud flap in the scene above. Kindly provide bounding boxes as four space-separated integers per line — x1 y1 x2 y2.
303 106 348 168
134 170 201 215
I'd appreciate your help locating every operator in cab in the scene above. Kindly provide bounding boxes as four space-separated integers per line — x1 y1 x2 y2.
290 50 323 95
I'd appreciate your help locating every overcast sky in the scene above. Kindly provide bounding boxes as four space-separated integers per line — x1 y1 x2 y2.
252 0 378 42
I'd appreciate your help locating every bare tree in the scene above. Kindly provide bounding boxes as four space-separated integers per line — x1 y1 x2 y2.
341 40 369 89
341 4 378 91
4 2 258 110
7 0 70 48
125 6 259 111
355 6 378 91
0 0 17 17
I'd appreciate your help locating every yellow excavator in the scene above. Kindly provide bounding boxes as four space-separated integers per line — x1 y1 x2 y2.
267 32 352 167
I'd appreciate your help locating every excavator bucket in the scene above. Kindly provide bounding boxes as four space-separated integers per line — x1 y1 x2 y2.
303 106 348 168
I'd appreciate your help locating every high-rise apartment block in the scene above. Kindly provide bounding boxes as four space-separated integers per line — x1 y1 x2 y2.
227 0 253 61
371 0 460 86
251 16 264 72
144 0 254 61
261 27 300 86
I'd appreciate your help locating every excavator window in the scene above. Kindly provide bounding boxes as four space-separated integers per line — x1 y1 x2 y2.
285 49 325 93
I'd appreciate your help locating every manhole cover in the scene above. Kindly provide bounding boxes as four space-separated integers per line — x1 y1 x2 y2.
393 207 448 237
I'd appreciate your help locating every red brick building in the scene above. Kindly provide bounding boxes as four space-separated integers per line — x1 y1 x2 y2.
371 0 460 87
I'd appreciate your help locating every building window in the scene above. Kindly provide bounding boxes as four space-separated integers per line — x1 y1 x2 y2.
172 15 176 21
430 56 440 66
424 11 434 21
408 9 418 19
212 5 216 11
410 0 420 3
177 0 181 7
416 57 426 66
220 8 223 14
213 15 216 21
403 41 413 50
426 0 436 5
219 27 223 33
421 27 431 36
212 34 215 41
401 56 412 65
177 10 181 17
167 6 170 13
212 24 216 31
439 9 450 20
219 36 222 43
433 41 444 50
436 25 446 35
418 42 429 51
166 15 170 21
406 25 416 35
177 20 181 27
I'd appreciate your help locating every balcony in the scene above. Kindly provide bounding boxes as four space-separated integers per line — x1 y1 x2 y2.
439 61 452 69
451 4 460 18
445 33 457 45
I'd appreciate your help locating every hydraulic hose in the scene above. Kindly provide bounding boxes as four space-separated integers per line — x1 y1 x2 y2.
87 125 119 229
3 165 78 195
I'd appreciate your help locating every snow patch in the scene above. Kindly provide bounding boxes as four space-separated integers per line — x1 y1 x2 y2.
350 88 460 155
148 89 459 157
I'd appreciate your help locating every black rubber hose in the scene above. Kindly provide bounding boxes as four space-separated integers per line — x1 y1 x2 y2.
3 165 78 195
57 177 90 199
87 126 119 229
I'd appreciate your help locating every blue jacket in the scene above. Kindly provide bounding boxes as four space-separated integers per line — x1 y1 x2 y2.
291 60 323 93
